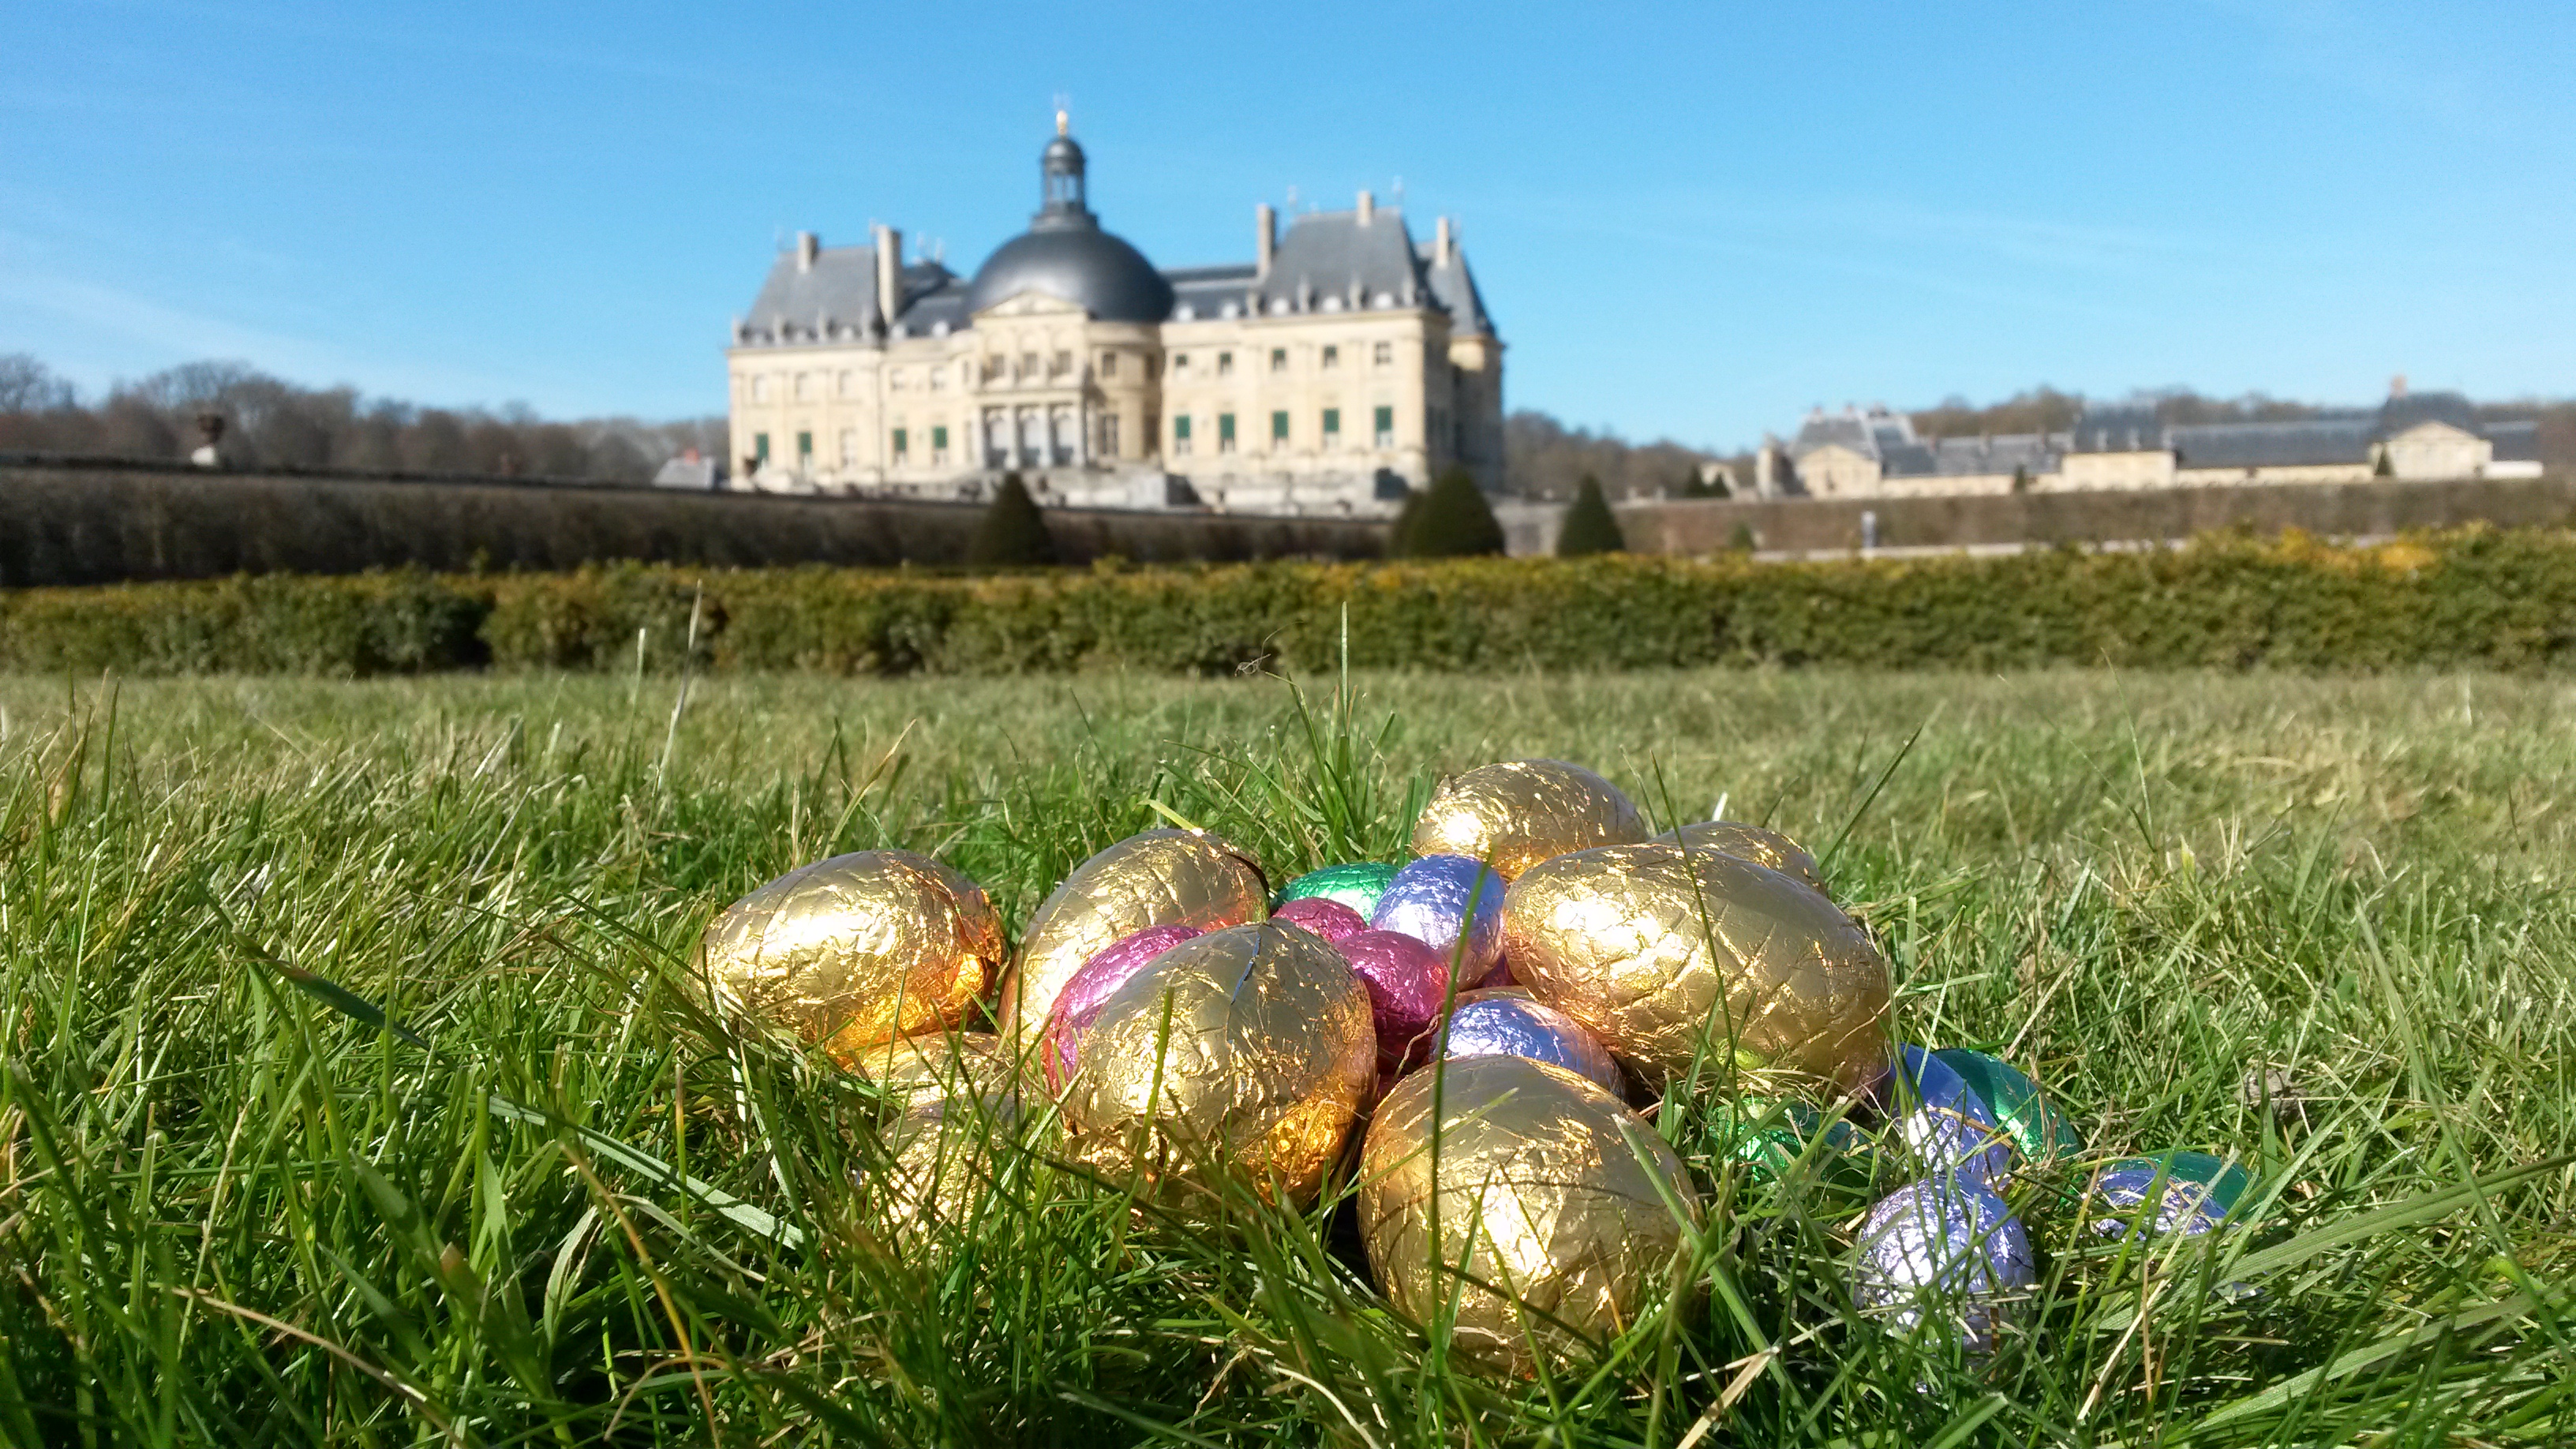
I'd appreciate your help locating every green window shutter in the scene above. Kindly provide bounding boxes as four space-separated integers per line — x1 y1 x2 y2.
932 425 948 450
1374 406 1394 432
796 431 812 458
754 432 770 461
1271 410 1289 441
893 428 907 456
1323 408 1340 435
1219 414 1236 442
1174 414 1192 440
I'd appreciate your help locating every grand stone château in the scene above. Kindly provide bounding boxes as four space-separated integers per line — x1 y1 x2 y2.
725 116 1503 515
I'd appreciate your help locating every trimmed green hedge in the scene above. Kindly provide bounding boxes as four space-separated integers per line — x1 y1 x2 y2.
5 530 2573 677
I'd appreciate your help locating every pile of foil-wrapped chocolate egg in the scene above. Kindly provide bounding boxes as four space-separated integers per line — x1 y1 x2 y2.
695 759 2256 1375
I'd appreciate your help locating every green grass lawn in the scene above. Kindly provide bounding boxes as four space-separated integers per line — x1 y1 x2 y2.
2 668 2571 1446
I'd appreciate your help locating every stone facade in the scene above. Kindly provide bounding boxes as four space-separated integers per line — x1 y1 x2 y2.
724 118 1503 515
1763 388 2541 500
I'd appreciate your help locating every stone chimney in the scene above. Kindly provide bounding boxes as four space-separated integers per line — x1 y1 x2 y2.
796 230 818 271
2390 373 2408 399
1435 215 1453 266
1256 203 1275 278
1357 189 1373 225
873 223 900 329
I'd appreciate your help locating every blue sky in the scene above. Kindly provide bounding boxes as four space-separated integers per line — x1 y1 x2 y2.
4 1 2570 451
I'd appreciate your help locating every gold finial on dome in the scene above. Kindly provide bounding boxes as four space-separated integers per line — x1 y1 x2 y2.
1055 108 1069 137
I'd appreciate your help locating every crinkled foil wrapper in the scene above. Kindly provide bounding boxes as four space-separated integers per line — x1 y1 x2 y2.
1657 820 1825 894
1852 1177 2034 1354
1059 922 1373 1204
996 829 1268 1037
2087 1151 2251 1238
1359 1054 1702 1376
698 850 1005 1064
1893 1045 2012 1185
1437 987 1625 1096
1274 862 1398 917
1932 1047 2084 1165
872 1049 1036 1230
1503 843 1890 1092
1410 760 1649 880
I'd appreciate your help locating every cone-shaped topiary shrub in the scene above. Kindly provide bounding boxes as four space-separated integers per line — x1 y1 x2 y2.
968 472 1058 567
1556 475 1626 556
1396 467 1506 558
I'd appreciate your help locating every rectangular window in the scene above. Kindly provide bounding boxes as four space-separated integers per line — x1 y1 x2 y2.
1172 353 1190 376
1269 347 1288 373
889 369 906 391
1099 412 1120 457
1374 405 1395 447
838 429 856 465
796 430 813 459
1321 345 1339 369
1216 351 1234 376
983 356 1003 383
1099 352 1118 379
1020 351 1038 380
1322 408 1341 444
892 427 908 459
1271 410 1290 445
838 369 856 396
1373 341 1393 367
1051 350 1072 377
794 373 812 401
929 366 945 391
1218 413 1237 452
751 376 771 402
754 432 770 461
1174 414 1193 455
931 424 949 465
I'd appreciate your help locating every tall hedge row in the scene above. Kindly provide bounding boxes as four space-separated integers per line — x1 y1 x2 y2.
5 530 2572 678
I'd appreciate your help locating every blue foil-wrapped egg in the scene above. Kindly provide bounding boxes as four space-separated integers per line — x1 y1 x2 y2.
1436 988 1624 1095
1853 1176 2035 1354
1371 855 1507 984
2088 1151 2252 1238
1889 1044 2012 1185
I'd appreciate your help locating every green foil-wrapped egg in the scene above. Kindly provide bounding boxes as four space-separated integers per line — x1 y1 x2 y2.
996 829 1269 1038
698 850 1007 1065
1704 1095 1873 1191
1273 862 1399 917
1410 760 1649 880
1503 843 1891 1093
1360 1054 1704 1376
1059 922 1374 1205
1932 1048 2084 1164
1657 820 1825 894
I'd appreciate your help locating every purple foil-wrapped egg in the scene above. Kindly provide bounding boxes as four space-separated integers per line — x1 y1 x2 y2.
1042 923 1203 1091
1889 1044 2012 1185
1339 930 1454 1069
1854 1176 2035 1354
1371 855 1507 984
1439 989 1623 1095
1272 897 1368 945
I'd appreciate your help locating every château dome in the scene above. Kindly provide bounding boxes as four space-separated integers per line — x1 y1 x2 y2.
963 119 1174 323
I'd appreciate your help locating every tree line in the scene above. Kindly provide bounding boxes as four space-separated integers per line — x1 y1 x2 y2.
0 354 723 484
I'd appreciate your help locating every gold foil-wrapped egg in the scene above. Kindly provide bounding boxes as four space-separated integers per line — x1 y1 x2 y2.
996 829 1269 1036
1410 760 1649 880
852 1030 1015 1103
1656 820 1825 893
698 850 1006 1064
873 1051 1033 1230
1059 922 1373 1205
1503 843 1889 1093
1359 1054 1703 1376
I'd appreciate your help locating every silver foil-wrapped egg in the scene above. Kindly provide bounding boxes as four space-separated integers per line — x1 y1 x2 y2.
1852 1177 2035 1354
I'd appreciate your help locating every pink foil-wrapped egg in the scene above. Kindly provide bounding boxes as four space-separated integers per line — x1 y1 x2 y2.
1041 923 1204 1091
1340 929 1460 1070
1272 897 1368 945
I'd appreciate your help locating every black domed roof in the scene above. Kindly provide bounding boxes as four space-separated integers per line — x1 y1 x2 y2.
964 121 1173 323
966 226 1172 322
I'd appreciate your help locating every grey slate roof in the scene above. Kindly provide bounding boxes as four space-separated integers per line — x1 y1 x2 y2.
2379 390 2481 435
2170 419 2378 470
1260 211 1426 315
1789 410 1882 459
2068 404 2160 454
739 253 962 343
2486 420 2540 462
